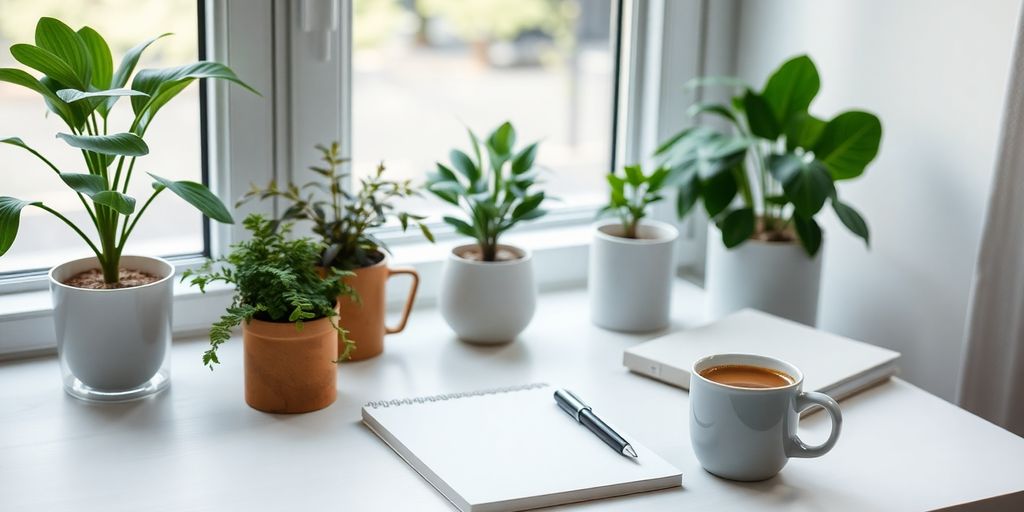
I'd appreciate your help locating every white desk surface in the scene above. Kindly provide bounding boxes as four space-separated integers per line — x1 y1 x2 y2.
1 281 1022 512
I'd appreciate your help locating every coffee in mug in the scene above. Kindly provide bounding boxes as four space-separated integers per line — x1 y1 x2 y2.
689 353 843 481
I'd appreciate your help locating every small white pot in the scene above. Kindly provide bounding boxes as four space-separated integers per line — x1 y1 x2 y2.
49 255 174 402
588 220 678 332
439 244 536 344
706 224 822 326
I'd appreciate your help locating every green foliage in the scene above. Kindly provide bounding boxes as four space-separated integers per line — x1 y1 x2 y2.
598 165 669 239
0 17 255 283
183 214 357 369
656 54 881 256
425 122 547 262
239 142 434 270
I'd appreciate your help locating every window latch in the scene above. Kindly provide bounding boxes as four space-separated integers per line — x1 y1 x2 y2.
298 0 339 62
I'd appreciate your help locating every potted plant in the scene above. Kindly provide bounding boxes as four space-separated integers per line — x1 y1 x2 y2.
425 121 547 343
184 214 354 413
590 164 678 332
656 54 882 325
239 142 434 361
0 18 255 401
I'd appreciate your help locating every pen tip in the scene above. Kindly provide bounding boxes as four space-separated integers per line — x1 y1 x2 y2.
623 445 638 458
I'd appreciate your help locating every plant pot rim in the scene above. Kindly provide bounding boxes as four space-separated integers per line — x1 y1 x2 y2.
320 252 390 274
244 312 338 339
709 223 824 248
448 243 532 266
48 255 175 293
593 219 679 245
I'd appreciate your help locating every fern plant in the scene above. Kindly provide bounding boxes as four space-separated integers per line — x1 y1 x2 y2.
238 142 434 270
183 214 356 368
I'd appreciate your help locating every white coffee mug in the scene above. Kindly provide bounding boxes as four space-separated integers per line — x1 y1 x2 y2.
689 353 843 481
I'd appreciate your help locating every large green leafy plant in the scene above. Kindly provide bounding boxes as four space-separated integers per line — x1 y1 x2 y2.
0 18 256 284
425 122 547 261
183 214 356 368
239 142 434 270
598 164 670 239
656 54 882 256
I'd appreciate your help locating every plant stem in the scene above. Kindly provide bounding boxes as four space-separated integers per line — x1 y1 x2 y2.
118 187 164 250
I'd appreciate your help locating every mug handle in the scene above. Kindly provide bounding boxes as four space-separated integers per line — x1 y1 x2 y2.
786 391 843 458
384 267 420 335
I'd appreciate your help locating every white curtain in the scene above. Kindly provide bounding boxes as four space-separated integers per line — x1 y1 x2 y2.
957 7 1024 437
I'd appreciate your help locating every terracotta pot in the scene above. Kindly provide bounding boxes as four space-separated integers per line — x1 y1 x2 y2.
336 254 420 361
242 314 338 413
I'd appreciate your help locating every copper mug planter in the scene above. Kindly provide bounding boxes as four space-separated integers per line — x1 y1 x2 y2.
336 254 419 361
242 313 339 414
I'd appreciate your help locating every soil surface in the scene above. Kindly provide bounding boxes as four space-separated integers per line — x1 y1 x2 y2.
64 268 161 289
457 246 522 262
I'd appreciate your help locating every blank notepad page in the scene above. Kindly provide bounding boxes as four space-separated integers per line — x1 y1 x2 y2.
362 384 682 512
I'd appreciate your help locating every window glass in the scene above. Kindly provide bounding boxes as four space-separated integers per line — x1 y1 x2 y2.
351 0 616 217
0 0 203 274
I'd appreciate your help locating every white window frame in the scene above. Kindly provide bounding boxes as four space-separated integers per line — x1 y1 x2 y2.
0 0 715 358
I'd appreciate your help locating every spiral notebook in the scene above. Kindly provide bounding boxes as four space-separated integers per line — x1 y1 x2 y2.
361 384 682 512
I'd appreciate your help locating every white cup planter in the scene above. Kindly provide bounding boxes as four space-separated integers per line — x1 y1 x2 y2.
49 255 174 402
589 220 678 332
705 224 822 326
439 244 536 344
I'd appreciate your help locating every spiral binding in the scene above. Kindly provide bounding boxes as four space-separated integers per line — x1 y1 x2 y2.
363 382 549 409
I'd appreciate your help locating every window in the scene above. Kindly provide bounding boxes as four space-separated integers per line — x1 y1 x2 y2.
350 0 619 219
0 0 206 275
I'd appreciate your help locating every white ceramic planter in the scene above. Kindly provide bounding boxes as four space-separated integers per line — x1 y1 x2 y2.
49 255 174 402
705 224 822 326
439 244 536 344
588 220 678 332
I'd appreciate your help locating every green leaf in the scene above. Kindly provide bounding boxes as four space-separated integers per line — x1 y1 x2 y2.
57 132 149 156
702 169 738 218
131 61 258 134
743 90 780 139
149 173 234 224
785 112 826 151
833 199 869 246
793 214 823 256
57 88 147 103
687 102 741 128
768 153 834 217
676 174 701 218
91 191 136 215
449 149 480 182
442 216 476 238
511 142 538 174
761 54 820 127
9 44 86 90
512 193 544 219
466 128 483 170
34 18 92 88
418 223 435 243
717 207 755 248
623 164 644 186
59 173 107 196
813 111 883 180
487 121 516 155
77 27 112 90
647 167 670 191
0 197 40 256
104 32 170 113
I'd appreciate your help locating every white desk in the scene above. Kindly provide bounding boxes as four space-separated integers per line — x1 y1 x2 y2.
1 282 1022 511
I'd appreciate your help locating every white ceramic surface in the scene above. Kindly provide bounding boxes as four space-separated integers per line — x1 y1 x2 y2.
705 224 823 326
689 353 843 481
588 220 678 332
49 255 173 401
439 244 536 344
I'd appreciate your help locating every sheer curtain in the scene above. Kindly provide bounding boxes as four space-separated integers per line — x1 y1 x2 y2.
957 6 1024 437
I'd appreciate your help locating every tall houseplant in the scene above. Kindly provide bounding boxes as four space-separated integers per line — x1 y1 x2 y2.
185 214 353 413
0 18 255 401
590 165 679 332
240 142 434 361
425 121 547 343
657 54 882 324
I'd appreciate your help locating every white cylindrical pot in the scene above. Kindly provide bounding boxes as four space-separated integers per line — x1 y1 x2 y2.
439 244 536 344
589 220 678 332
706 225 823 326
49 255 173 402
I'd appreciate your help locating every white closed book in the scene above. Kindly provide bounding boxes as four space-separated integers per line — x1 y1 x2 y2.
362 383 682 512
623 309 901 400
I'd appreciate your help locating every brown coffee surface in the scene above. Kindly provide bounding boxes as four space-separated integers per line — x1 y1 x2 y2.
699 364 795 389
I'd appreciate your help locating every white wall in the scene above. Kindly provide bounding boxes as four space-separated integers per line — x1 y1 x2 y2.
731 0 1021 400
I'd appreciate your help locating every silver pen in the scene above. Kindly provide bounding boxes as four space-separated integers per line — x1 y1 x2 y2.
554 389 638 458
